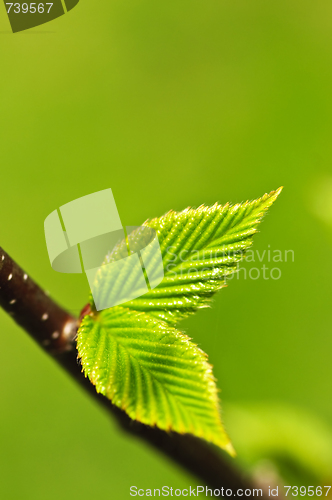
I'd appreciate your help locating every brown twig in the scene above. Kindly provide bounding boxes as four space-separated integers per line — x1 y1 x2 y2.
0 246 264 496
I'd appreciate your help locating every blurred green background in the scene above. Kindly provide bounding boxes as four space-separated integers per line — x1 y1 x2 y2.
1 1 332 498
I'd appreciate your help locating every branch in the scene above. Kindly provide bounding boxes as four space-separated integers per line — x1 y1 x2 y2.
0 246 264 496
0 247 77 352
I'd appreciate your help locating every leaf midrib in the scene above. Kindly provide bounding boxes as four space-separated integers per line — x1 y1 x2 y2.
97 323 221 433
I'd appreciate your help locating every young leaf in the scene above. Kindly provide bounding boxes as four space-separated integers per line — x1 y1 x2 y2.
123 188 283 325
77 307 235 454
78 188 282 453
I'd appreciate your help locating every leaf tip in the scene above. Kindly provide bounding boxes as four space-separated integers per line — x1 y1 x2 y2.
269 186 283 201
224 441 236 457
257 186 283 212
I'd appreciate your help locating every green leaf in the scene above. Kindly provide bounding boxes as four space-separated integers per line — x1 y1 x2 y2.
124 187 283 325
225 402 332 485
78 188 282 452
77 307 235 454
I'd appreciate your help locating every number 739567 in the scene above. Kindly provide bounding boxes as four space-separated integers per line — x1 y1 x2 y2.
6 3 53 13
284 486 331 497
